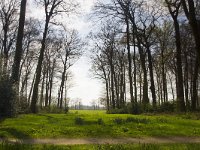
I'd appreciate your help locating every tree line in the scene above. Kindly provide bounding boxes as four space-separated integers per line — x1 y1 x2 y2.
0 0 82 117
90 0 200 113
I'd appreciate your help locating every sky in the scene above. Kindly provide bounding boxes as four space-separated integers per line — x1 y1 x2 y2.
28 0 103 105
67 0 103 105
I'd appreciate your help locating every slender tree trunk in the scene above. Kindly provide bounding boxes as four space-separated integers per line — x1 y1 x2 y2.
137 41 149 105
39 66 46 108
132 28 137 104
192 59 199 110
126 16 134 104
28 73 36 106
168 72 175 102
31 16 50 113
184 52 189 109
59 52 69 109
146 45 156 107
48 59 55 106
161 48 168 103
110 63 115 109
3 24 8 76
114 72 119 108
45 69 49 107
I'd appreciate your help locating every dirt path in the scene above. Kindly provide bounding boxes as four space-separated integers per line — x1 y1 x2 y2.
1 137 200 145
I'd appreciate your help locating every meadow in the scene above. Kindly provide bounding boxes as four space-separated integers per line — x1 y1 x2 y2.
1 143 200 150
1 110 200 139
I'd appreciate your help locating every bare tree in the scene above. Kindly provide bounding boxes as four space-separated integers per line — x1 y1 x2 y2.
31 0 78 113
11 0 27 85
0 0 18 76
165 0 186 111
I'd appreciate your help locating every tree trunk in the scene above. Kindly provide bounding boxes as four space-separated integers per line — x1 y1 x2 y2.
126 16 134 104
30 16 50 113
146 45 156 107
174 19 186 112
45 68 49 107
137 40 149 105
11 0 27 84
181 0 200 110
192 59 199 110
48 59 56 106
39 66 46 108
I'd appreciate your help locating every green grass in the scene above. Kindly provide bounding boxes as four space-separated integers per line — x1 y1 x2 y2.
1 143 200 150
0 110 200 139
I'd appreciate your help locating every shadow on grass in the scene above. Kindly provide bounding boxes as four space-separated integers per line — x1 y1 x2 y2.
0 128 31 139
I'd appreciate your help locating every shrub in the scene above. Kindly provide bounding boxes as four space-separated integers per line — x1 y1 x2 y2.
126 117 150 124
0 78 17 117
39 105 65 114
157 101 175 112
18 96 30 114
130 103 143 114
122 127 129 132
107 108 128 114
97 118 104 125
113 118 124 124
75 117 84 125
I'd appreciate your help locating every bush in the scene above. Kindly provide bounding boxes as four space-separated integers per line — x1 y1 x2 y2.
130 103 144 114
126 117 150 124
18 96 30 114
157 101 175 112
97 118 104 125
75 117 84 125
107 108 128 114
0 78 17 117
113 118 124 124
39 105 66 114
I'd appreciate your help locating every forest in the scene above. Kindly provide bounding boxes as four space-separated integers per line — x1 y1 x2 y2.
0 0 200 149
90 0 200 113
0 0 200 117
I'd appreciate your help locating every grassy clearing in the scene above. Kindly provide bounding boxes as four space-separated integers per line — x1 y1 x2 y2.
1 143 200 150
0 110 200 139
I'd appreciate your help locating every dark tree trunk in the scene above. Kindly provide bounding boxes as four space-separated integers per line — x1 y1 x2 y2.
58 51 69 109
137 41 149 105
126 16 134 104
133 36 137 104
39 66 46 108
161 48 168 103
174 18 186 112
166 0 186 111
28 73 36 106
184 52 189 108
11 0 27 84
30 16 50 113
110 63 115 109
146 45 157 107
192 59 199 110
48 59 56 106
45 68 49 107
114 72 119 108
181 0 200 110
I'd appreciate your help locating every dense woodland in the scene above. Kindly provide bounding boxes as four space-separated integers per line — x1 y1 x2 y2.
0 0 200 117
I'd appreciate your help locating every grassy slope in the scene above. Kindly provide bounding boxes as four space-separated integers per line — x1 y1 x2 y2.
0 110 200 139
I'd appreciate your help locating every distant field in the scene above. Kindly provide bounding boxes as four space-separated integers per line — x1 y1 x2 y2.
0 110 200 139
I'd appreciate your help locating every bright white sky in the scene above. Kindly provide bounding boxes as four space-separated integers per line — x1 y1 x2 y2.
28 0 102 105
